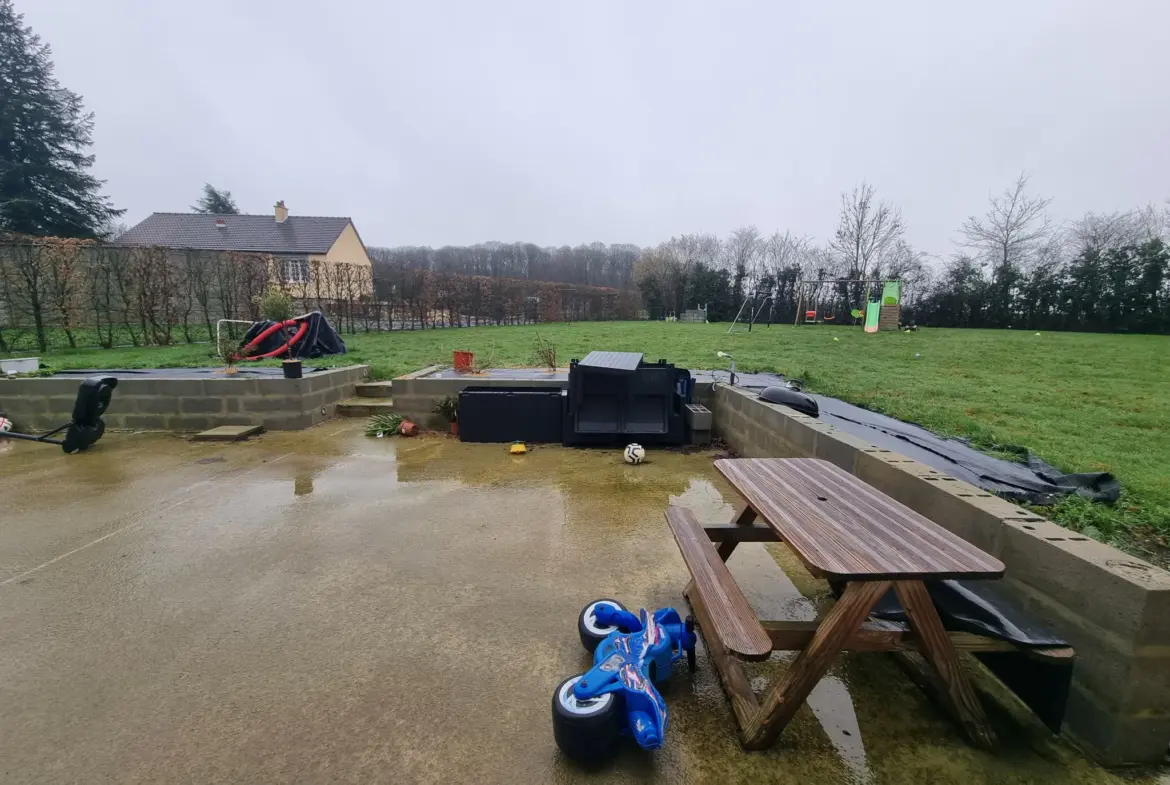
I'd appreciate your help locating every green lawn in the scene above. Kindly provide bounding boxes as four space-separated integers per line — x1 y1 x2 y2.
6 322 1169 561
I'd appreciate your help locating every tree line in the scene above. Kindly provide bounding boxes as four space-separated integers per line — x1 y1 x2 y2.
0 238 639 353
367 242 639 290
620 176 1170 332
917 185 1169 332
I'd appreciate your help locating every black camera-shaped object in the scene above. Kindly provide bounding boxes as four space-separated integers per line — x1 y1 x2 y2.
2 376 119 453
61 376 118 453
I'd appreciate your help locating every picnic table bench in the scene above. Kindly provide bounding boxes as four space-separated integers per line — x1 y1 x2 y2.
666 457 1070 750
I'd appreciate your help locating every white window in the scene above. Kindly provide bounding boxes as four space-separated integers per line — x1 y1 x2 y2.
283 258 310 284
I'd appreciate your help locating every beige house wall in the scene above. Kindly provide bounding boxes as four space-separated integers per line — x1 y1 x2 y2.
307 223 373 295
314 223 371 267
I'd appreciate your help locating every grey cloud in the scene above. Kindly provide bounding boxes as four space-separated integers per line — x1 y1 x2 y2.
25 0 1170 252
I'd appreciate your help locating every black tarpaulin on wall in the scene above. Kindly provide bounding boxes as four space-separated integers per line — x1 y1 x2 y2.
720 370 1120 506
812 394 1120 505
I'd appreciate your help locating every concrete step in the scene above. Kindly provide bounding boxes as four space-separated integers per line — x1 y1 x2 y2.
355 381 394 398
336 398 396 417
193 424 265 442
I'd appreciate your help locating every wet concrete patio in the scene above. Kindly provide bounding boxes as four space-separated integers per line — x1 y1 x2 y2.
0 423 1164 784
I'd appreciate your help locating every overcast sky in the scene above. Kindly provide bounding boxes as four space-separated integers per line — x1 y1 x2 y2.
23 0 1170 254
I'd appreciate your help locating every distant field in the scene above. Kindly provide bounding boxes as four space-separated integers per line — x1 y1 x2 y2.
6 322 1169 562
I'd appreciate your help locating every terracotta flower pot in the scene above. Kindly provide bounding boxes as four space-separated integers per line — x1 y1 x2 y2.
450 421 460 436
399 420 419 437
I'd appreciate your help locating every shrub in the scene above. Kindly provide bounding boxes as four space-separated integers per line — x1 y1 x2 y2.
532 333 557 369
254 289 294 323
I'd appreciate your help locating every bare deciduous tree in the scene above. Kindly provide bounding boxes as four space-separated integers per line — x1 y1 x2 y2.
1068 211 1143 254
831 182 905 280
43 241 86 348
762 232 809 280
0 243 50 351
723 226 763 305
660 233 719 314
879 239 928 280
960 173 1052 326
960 173 1052 271
179 250 216 341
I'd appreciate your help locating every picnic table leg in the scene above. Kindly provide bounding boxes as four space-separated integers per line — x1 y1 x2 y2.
894 580 997 750
716 504 758 562
684 580 761 733
743 580 891 749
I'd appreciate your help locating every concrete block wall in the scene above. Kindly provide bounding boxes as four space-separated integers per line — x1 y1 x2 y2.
392 366 568 429
713 382 1170 765
0 366 368 432
693 380 715 411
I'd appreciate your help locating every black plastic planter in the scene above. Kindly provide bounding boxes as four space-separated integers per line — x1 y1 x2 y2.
282 360 303 379
458 387 564 443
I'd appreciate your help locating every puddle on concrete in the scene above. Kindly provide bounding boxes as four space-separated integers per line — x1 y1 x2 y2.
0 422 1165 784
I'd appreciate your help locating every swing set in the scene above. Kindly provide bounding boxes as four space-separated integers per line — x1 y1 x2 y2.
726 290 776 333
793 279 902 332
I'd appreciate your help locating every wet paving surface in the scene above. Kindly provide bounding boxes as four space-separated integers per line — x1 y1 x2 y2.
1 424 1166 784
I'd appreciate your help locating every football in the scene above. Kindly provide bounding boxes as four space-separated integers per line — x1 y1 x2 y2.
623 443 645 465
0 416 11 433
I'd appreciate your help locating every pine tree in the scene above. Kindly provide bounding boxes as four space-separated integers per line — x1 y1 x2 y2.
191 183 239 214
0 0 122 237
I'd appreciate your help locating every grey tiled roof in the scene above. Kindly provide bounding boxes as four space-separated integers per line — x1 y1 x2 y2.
114 212 352 254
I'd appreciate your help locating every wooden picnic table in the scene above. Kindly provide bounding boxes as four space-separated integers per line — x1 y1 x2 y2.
666 457 1009 750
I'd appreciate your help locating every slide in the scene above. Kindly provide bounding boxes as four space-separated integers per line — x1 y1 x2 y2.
864 301 881 333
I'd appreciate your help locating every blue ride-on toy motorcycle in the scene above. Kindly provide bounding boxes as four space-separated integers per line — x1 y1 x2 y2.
552 598 697 764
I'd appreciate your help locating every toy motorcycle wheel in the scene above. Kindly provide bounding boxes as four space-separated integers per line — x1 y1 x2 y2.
578 598 628 653
551 674 622 765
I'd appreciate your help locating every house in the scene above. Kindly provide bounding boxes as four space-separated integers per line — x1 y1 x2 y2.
115 201 373 294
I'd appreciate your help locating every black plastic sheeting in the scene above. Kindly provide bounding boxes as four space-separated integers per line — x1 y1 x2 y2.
813 395 1120 506
870 580 1073 733
242 312 347 360
871 580 1065 646
730 371 1120 506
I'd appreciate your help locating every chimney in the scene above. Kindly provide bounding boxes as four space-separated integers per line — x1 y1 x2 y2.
215 218 226 229
274 200 288 224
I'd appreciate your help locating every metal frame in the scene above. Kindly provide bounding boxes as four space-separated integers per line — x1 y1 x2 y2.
726 292 775 333
0 421 70 446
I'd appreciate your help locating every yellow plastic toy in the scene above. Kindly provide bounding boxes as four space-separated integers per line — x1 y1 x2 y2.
509 442 527 455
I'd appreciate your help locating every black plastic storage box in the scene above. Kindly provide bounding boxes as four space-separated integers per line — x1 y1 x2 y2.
458 386 565 443
563 352 687 446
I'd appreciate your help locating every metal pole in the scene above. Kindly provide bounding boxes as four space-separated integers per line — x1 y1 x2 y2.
0 431 64 445
726 297 752 333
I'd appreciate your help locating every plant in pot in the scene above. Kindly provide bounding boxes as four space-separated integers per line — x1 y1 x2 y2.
433 395 459 436
218 334 243 374
254 289 300 378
